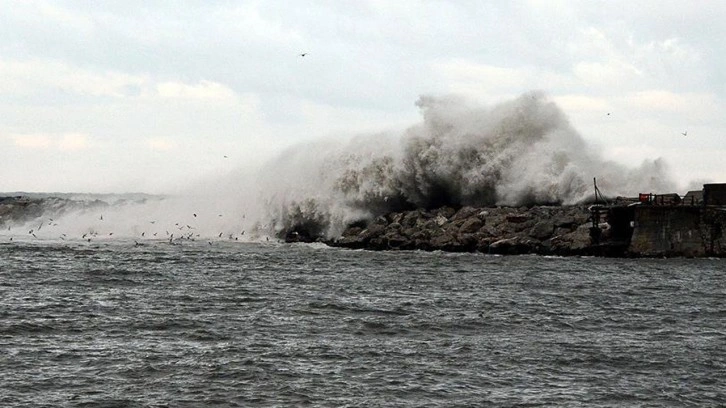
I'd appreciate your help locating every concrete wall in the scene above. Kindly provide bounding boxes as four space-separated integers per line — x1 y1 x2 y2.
629 206 706 257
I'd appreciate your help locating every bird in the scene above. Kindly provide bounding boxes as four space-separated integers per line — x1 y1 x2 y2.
607 112 611 116
300 52 307 57
100 215 103 220
682 131 688 136
193 213 197 217
223 156 228 159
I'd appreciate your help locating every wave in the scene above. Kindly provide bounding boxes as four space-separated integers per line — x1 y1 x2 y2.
258 91 675 239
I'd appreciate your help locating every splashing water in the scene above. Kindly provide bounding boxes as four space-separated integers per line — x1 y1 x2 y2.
258 92 675 238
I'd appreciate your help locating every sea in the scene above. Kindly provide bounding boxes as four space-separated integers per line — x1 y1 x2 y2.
1 239 724 407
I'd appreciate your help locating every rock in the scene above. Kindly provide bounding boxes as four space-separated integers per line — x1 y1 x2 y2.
452 206 481 221
549 224 593 254
488 237 538 255
529 221 554 240
506 214 530 223
459 218 484 234
330 204 598 256
435 206 457 219
430 233 456 249
434 215 448 227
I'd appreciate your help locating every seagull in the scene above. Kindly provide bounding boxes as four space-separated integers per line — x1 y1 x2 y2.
682 131 687 136
607 112 611 116
300 52 307 57
193 213 197 218
100 215 103 220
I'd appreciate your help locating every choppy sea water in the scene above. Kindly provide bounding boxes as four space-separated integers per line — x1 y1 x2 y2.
1 239 724 407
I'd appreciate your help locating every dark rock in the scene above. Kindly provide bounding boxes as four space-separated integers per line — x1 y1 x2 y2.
506 214 530 223
459 218 484 234
435 206 457 219
529 221 554 240
330 204 602 256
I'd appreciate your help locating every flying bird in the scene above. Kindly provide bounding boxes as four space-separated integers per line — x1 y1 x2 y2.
300 52 307 57
682 131 687 136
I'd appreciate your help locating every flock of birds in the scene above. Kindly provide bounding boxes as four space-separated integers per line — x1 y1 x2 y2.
5 211 261 246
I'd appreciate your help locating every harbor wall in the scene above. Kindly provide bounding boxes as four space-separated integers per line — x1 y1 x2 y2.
628 206 726 257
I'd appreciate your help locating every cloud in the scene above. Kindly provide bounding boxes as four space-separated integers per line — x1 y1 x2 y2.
10 132 89 151
11 134 51 149
58 133 88 151
621 90 721 119
144 138 177 151
0 58 146 98
155 80 238 101
0 58 241 102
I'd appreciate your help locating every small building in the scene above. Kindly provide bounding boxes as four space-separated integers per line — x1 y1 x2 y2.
704 184 726 206
683 190 704 206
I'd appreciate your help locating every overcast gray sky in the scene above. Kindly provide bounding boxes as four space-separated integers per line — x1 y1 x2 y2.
1 0 724 193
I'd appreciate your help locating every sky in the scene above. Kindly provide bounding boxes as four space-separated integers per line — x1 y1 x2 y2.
1 0 724 194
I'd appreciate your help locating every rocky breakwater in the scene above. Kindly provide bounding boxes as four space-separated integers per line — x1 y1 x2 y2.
326 205 595 255
0 195 109 229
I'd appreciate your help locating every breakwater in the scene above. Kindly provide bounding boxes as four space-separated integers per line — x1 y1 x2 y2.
3 190 726 257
